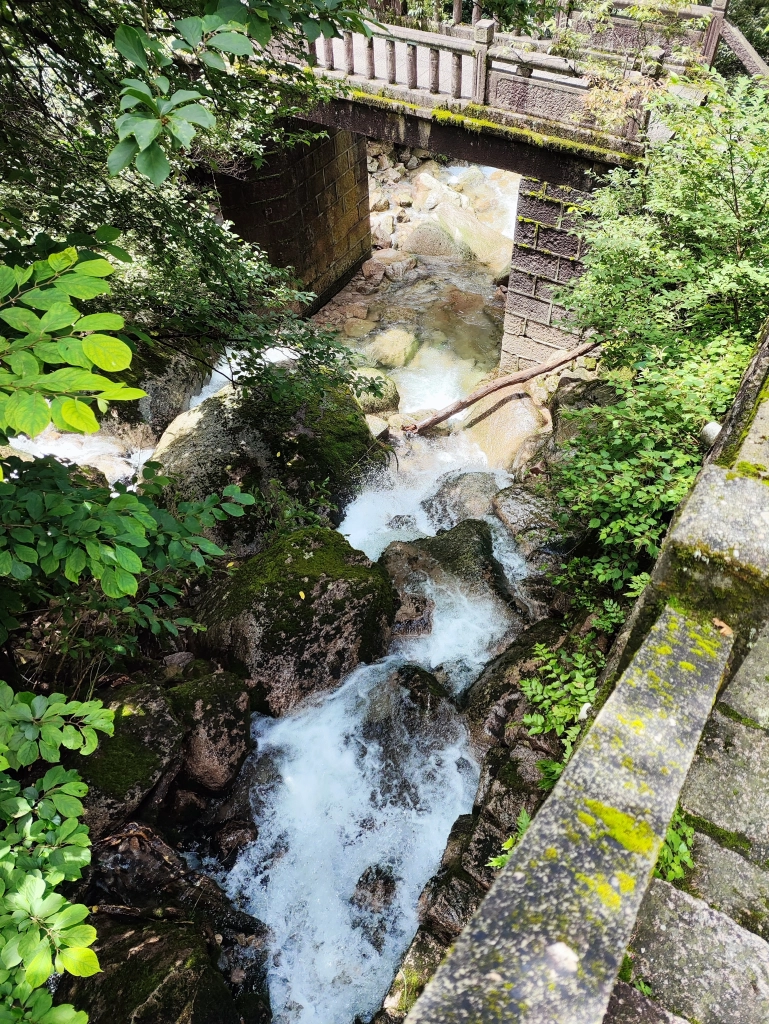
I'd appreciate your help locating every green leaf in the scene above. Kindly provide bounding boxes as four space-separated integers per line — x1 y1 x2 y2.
56 945 100 977
48 248 78 272
107 139 139 176
50 904 89 929
60 399 99 434
0 550 12 575
0 266 16 298
210 30 253 55
8 351 40 377
64 548 86 583
81 334 132 371
58 925 97 948
115 25 149 70
135 142 171 186
200 50 226 71
0 307 41 332
133 117 163 152
25 944 53 988
113 545 143 573
94 226 121 243
171 103 216 128
74 313 125 331
175 16 203 46
74 259 114 279
40 303 80 332
114 567 138 595
5 391 50 436
51 793 84 818
54 276 110 300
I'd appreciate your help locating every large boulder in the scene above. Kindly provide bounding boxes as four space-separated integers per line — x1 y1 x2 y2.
365 328 420 368
460 388 546 471
353 366 401 414
401 222 470 260
167 672 252 792
492 484 564 560
199 528 397 715
117 343 215 437
422 471 502 531
549 369 617 445
434 203 513 281
58 823 271 1024
78 685 185 840
154 381 382 514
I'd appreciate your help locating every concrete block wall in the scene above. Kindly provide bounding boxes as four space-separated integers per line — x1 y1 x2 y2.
213 126 371 312
501 176 589 371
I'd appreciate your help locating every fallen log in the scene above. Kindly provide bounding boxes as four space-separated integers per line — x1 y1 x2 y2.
404 340 600 435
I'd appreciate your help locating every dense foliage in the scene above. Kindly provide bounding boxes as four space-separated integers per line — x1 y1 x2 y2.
554 72 769 598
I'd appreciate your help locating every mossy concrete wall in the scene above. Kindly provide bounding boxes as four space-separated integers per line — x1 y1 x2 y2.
213 125 371 313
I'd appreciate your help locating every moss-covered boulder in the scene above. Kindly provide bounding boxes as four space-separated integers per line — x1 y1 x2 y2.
155 380 383 518
353 366 401 414
117 341 215 437
167 672 252 792
60 823 271 1023
79 685 184 839
199 528 397 715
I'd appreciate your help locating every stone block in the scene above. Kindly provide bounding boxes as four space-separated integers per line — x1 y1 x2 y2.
406 607 732 1024
534 278 555 301
507 269 536 296
525 320 575 349
558 257 583 283
506 292 552 324
516 192 561 227
721 624 769 728
500 333 566 369
681 709 769 849
688 831 769 940
537 224 581 258
511 247 559 281
514 220 538 246
656 465 769 631
629 880 769 1024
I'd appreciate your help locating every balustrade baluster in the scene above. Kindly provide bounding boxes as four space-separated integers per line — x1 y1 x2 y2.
324 37 334 70
344 31 354 74
472 0 482 24
451 51 461 98
407 43 418 90
452 0 462 24
386 38 396 84
429 47 440 93
365 36 375 79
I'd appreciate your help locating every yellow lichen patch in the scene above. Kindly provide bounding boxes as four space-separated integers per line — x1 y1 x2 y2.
621 755 634 771
575 872 621 911
616 872 636 894
545 847 558 860
654 644 673 656
678 661 696 672
583 800 657 856
577 811 597 828
617 714 645 734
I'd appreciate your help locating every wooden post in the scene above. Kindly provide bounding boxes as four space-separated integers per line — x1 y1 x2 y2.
386 38 397 84
407 43 418 89
365 35 375 79
451 51 462 97
323 37 334 70
429 47 440 92
344 30 354 74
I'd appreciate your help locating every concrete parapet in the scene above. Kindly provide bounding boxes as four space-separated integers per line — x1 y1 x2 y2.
406 607 732 1024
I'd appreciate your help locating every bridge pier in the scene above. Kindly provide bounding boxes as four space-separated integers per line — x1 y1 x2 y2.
502 177 589 370
212 126 371 313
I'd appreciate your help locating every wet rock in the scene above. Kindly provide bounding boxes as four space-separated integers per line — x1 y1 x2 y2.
155 381 380 531
365 328 419 368
362 258 387 285
214 819 258 863
199 527 396 716
460 388 546 471
78 685 184 840
401 222 469 260
418 871 484 944
62 822 271 1024
378 927 448 1021
344 318 378 338
463 618 566 747
603 981 688 1023
353 366 401 414
131 346 213 436
351 865 399 954
434 203 513 281
491 484 563 559
366 414 390 440
370 191 390 212
167 673 252 792
422 470 501 530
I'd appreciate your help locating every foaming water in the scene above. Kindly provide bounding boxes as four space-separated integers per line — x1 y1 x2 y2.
9 426 154 485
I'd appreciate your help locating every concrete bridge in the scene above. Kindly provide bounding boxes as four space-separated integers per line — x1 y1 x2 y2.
214 0 765 369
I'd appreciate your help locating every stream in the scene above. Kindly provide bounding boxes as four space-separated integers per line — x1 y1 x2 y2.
12 156 527 1023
